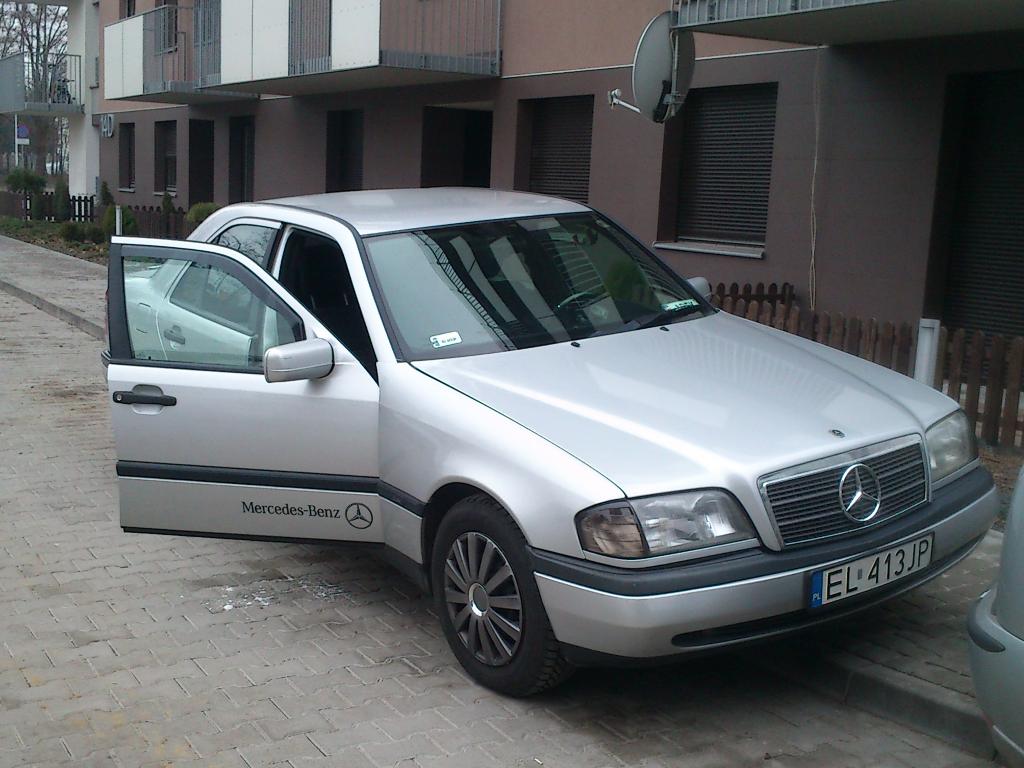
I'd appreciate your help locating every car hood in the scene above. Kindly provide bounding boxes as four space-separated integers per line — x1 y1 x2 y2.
412 312 956 500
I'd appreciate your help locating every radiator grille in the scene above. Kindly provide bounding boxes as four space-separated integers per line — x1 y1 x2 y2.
761 441 928 547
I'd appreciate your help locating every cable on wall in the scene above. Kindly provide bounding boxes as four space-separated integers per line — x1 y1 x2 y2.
809 45 825 311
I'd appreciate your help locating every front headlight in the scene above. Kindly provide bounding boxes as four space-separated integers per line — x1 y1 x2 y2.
576 490 756 559
926 410 977 483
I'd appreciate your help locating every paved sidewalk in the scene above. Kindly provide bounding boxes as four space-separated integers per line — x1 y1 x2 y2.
0 235 106 338
0 238 1006 765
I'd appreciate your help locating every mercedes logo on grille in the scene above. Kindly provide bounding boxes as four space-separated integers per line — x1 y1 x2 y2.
838 463 882 523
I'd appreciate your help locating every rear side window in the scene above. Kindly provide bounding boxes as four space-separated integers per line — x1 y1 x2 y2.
122 253 302 371
213 223 278 267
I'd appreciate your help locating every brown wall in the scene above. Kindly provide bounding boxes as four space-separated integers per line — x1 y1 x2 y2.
499 0 798 76
97 22 1024 326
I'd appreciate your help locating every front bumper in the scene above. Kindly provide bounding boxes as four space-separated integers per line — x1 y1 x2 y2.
968 588 1024 768
533 467 997 660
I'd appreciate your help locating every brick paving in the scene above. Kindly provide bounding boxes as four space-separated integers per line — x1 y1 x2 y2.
0 241 1004 766
799 535 1000 699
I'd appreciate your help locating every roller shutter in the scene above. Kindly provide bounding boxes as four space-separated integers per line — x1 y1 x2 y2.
942 71 1024 337
528 96 594 204
676 83 778 245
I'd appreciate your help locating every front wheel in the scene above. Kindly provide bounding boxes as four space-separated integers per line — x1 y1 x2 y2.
431 495 573 696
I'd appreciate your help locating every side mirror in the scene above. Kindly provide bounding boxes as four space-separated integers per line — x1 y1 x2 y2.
688 276 712 301
264 338 334 383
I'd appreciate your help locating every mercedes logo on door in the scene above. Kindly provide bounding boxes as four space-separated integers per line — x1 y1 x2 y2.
838 463 882 523
345 503 373 530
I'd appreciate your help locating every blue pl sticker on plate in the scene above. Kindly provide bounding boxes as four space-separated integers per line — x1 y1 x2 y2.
810 570 824 607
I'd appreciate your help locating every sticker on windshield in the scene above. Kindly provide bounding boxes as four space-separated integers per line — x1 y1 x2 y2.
661 299 700 312
430 331 463 349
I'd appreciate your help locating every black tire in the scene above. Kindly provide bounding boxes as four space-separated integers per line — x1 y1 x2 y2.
431 494 574 696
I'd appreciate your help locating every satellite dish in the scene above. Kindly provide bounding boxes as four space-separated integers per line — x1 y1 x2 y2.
609 13 696 123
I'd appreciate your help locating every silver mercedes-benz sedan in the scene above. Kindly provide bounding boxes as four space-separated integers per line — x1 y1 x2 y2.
103 188 997 695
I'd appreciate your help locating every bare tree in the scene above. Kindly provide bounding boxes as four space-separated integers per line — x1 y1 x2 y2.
1 2 69 174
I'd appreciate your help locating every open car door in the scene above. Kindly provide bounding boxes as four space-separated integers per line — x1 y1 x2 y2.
105 237 381 544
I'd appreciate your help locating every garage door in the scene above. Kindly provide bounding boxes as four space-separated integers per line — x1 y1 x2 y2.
528 96 594 204
942 71 1024 337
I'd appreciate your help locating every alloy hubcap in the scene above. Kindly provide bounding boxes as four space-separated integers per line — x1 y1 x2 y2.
443 532 522 666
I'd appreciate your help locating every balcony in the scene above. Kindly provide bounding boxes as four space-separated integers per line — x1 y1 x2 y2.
0 52 84 116
103 4 250 103
672 0 1024 45
197 0 501 97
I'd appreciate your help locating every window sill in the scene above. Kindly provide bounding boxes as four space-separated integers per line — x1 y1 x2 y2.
654 240 765 260
118 187 136 194
154 190 177 197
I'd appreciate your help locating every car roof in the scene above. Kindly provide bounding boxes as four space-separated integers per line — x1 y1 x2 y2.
261 187 591 236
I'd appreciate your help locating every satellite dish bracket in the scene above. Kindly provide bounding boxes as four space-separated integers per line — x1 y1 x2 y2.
608 88 641 114
613 12 694 124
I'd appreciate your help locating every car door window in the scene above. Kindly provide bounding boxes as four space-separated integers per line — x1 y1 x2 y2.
122 252 302 371
213 223 278 267
277 228 376 376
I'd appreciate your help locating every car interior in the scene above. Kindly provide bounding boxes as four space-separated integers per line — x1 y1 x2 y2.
276 229 377 377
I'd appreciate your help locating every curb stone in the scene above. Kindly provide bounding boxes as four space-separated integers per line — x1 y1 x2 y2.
0 276 104 341
756 637 997 759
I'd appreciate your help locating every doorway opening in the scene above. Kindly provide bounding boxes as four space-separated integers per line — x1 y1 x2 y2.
325 109 364 192
229 115 255 203
420 106 493 188
188 119 214 205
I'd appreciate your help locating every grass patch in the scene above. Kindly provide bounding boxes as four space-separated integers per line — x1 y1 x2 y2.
0 216 108 264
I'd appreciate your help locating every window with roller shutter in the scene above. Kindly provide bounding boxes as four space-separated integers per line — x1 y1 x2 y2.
941 71 1024 338
675 83 778 246
527 96 594 204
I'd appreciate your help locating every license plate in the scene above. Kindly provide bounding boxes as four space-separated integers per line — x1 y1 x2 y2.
809 534 933 608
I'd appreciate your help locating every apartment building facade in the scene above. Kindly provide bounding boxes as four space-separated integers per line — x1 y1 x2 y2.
0 0 101 196
58 1 1024 332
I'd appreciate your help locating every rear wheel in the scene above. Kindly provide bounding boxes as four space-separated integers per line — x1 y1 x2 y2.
431 495 573 696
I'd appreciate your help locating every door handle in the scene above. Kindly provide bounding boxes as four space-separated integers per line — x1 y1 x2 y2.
113 391 177 406
163 325 186 345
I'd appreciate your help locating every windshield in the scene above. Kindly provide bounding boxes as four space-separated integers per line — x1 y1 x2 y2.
363 213 712 361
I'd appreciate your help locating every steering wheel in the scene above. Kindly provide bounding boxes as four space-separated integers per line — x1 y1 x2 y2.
555 289 608 312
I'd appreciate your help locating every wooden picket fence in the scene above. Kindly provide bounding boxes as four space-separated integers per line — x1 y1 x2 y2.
712 297 1024 450
125 205 196 239
712 281 796 308
95 204 196 239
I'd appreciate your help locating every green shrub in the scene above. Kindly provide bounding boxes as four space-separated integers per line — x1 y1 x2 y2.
186 202 220 225
86 224 105 244
100 181 114 206
29 191 47 221
161 192 176 218
53 180 71 222
58 221 84 241
101 205 139 238
5 169 46 196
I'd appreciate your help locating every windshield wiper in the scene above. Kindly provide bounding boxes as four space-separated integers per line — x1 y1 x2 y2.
620 304 704 332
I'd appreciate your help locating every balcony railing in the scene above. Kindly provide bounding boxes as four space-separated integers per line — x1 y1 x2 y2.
289 0 332 76
0 52 84 116
194 0 221 87
673 0 887 25
142 5 191 95
197 0 500 94
105 2 249 102
380 0 501 76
